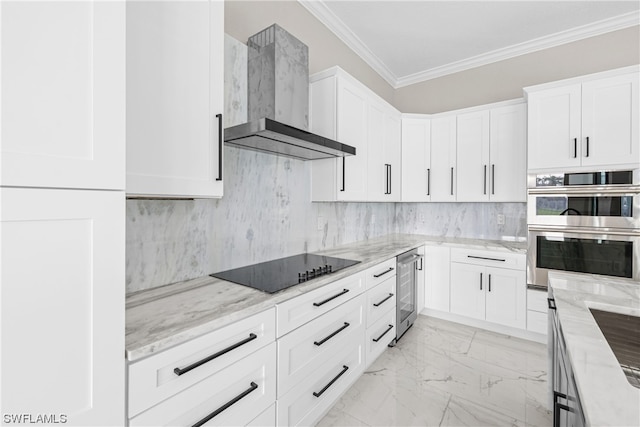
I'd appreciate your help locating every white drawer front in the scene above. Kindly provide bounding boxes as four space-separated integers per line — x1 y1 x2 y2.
277 294 365 398
129 343 276 427
366 276 396 327
247 403 276 427
450 248 525 270
276 272 364 337
128 308 276 417
365 258 397 289
365 309 396 368
276 339 364 427
527 310 548 335
527 288 548 312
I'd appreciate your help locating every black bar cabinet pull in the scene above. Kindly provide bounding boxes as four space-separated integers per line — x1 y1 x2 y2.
174 333 257 376
573 138 577 158
491 164 495 195
373 267 394 278
191 382 258 427
384 164 391 194
488 274 492 292
314 322 350 346
388 164 392 194
554 401 573 427
450 167 454 195
340 157 345 192
313 288 349 307
373 293 394 307
547 298 557 310
586 136 590 157
467 255 506 262
480 272 483 290
373 324 394 342
313 365 349 397
216 113 223 181
483 165 487 195
427 168 431 196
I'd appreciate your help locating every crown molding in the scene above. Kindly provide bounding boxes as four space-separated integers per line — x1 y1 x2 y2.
297 0 400 88
298 0 639 89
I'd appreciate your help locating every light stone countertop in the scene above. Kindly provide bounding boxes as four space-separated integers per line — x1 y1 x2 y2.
549 271 640 427
126 233 526 362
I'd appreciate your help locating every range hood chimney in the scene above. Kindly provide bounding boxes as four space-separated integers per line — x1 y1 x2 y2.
224 24 356 160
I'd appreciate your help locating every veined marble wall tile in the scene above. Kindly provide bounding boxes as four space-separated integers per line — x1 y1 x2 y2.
224 34 248 128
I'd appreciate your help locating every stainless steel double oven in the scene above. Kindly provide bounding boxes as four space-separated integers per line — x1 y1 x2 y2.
527 169 640 287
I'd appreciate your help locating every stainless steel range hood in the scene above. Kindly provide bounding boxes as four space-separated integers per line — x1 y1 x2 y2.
225 24 355 161
225 118 355 160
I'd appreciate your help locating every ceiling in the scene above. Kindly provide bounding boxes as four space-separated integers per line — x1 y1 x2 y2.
298 1 640 88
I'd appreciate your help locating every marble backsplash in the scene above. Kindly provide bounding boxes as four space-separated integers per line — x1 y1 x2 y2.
126 146 526 293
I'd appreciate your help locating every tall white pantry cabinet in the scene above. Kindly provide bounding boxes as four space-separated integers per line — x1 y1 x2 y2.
1 2 125 425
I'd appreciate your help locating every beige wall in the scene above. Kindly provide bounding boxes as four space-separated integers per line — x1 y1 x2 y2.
394 26 640 114
225 0 395 103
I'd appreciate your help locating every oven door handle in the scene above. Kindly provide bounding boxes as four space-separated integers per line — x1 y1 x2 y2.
528 225 640 236
397 253 424 267
528 185 640 195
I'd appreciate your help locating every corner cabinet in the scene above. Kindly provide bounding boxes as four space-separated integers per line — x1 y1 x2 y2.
126 0 224 198
310 67 401 202
526 67 639 172
430 116 457 201
401 116 431 202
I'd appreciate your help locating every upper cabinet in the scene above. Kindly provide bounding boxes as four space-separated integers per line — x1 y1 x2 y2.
1 1 125 190
310 67 401 202
527 67 639 172
456 103 526 202
430 116 457 202
126 0 224 198
401 116 431 202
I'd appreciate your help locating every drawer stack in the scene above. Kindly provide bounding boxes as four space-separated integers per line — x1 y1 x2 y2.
363 258 397 367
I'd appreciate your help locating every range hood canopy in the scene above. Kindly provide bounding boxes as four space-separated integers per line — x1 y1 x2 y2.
225 118 356 160
225 24 356 160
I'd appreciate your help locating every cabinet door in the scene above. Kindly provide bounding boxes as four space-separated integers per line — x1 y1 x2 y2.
450 263 485 320
367 102 387 201
581 73 639 168
489 104 526 202
484 267 526 329
1 188 124 426
424 246 450 312
126 0 224 198
528 84 582 170
430 116 457 201
0 1 125 190
456 110 490 202
401 118 431 202
336 79 368 201
384 107 402 201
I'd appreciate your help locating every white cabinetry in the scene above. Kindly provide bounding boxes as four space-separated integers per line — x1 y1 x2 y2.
310 67 401 202
126 0 224 198
527 288 548 335
430 116 457 201
1 2 125 425
0 1 125 190
527 68 639 171
401 116 431 202
450 249 526 329
423 246 451 312
364 260 397 367
456 103 526 202
128 309 277 426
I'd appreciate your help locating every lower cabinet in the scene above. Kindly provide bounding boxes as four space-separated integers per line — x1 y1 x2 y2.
423 246 450 312
527 288 548 335
449 248 526 330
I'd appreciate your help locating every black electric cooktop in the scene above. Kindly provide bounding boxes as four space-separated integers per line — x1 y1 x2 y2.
210 253 361 294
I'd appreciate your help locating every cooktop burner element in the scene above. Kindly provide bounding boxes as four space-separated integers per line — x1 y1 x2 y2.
210 253 360 294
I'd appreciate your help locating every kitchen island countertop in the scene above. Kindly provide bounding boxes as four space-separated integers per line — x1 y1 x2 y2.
549 271 640 427
126 233 526 361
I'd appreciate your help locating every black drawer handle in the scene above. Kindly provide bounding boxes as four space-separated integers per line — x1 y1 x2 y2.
174 333 257 376
372 324 393 342
312 365 349 398
373 267 394 278
373 293 394 307
313 288 349 307
467 255 505 262
215 113 223 181
191 382 258 427
548 298 556 310
314 322 350 346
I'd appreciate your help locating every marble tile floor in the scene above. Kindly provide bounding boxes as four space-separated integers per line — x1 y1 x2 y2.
318 315 552 427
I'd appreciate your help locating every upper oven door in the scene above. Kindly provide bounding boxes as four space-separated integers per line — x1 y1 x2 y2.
527 189 640 229
527 226 640 286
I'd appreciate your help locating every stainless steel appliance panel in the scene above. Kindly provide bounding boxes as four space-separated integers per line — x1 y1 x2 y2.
395 249 423 343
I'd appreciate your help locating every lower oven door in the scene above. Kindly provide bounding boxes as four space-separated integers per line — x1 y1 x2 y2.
527 226 640 287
